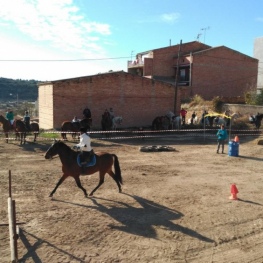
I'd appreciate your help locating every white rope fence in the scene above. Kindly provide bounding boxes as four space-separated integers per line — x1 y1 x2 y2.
0 128 262 142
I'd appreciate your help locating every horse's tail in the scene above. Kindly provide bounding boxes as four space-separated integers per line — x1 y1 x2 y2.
112 154 123 185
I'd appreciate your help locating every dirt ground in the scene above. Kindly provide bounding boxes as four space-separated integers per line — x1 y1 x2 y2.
1 133 263 263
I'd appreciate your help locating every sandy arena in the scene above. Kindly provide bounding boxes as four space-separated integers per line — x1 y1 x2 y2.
1 133 263 263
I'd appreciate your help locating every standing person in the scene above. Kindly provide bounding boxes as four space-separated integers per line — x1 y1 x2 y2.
180 108 187 125
109 107 115 120
73 127 94 174
23 111 31 130
191 111 196 124
6 109 14 126
83 107 91 119
216 124 228 154
103 109 110 119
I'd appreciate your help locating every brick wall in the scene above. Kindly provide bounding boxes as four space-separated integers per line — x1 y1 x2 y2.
39 72 181 130
191 47 258 100
38 84 54 129
151 42 211 77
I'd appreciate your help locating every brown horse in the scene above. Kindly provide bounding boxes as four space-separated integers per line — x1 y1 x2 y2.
44 141 123 197
30 122 40 142
0 115 39 144
0 115 26 144
61 118 92 140
15 122 40 143
151 116 170 130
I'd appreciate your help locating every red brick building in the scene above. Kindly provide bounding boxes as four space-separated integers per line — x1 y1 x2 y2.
38 41 258 130
128 41 258 100
38 71 179 129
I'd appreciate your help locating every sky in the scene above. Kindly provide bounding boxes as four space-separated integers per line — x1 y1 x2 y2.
0 0 263 81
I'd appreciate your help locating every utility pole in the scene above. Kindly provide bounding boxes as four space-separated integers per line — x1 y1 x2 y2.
174 40 182 114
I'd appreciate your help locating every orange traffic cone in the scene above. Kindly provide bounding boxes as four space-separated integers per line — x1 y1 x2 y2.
229 184 239 200
234 136 239 142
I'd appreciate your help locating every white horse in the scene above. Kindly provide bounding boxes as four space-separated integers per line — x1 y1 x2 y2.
112 116 122 130
166 111 181 129
171 116 181 129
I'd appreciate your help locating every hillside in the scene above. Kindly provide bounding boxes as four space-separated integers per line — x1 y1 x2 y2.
0 77 39 101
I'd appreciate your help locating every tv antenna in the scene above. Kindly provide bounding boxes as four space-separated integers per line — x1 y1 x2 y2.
196 33 202 42
201 26 210 43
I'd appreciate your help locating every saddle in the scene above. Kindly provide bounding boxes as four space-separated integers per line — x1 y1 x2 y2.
77 154 96 167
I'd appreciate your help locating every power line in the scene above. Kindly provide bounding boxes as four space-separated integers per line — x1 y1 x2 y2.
0 56 131 62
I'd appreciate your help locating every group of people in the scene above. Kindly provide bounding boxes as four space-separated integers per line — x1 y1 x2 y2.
72 107 115 124
5 109 31 130
180 108 197 125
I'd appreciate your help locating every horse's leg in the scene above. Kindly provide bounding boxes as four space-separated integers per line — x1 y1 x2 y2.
49 173 68 197
74 176 88 197
5 132 9 143
89 172 105 196
23 132 26 144
108 170 122 193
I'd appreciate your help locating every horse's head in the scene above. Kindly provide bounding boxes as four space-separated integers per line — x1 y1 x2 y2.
45 140 62 159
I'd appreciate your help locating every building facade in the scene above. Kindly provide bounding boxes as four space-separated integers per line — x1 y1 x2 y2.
128 41 258 100
38 71 180 129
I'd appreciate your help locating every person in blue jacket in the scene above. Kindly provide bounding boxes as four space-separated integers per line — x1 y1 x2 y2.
216 124 228 154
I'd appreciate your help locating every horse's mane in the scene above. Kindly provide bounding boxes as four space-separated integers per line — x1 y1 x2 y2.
56 141 71 149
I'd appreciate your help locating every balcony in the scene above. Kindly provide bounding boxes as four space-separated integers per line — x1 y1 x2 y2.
127 60 144 68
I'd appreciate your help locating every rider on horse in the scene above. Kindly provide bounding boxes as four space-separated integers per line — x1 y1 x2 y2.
6 109 14 127
83 107 91 119
23 111 31 131
73 127 94 174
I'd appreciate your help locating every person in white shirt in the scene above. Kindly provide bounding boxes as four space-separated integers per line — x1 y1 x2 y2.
73 127 94 174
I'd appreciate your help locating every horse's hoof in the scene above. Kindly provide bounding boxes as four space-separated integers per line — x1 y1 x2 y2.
49 194 53 197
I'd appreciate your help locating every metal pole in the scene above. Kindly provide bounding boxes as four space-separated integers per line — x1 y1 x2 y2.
174 40 182 114
9 170 12 198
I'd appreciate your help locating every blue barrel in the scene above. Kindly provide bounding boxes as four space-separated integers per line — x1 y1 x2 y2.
228 141 239 157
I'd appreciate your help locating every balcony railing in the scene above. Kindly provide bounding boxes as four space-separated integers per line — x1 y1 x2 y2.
127 60 144 68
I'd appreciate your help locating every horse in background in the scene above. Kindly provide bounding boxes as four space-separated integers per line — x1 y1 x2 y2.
16 122 39 142
152 116 170 130
166 111 181 129
250 113 263 129
61 118 92 140
112 116 123 131
0 115 27 144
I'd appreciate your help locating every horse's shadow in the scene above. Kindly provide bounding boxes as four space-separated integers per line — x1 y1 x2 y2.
53 194 214 243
